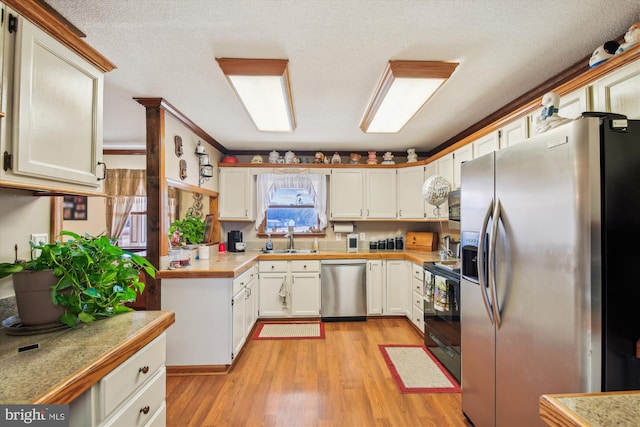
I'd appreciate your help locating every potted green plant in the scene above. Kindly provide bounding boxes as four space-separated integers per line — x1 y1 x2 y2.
168 212 205 247
0 231 156 328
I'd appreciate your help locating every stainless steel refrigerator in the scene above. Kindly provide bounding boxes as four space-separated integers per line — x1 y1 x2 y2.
460 114 640 427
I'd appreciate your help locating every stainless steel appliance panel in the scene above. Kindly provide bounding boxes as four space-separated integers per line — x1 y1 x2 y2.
493 120 598 427
461 117 608 427
460 152 496 427
321 260 366 320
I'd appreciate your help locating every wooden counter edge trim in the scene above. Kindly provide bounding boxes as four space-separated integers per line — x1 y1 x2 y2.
32 311 176 405
539 394 592 427
539 391 640 427
156 252 426 278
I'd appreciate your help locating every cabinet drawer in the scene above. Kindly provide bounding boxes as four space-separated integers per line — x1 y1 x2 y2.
259 260 288 273
233 266 256 294
411 306 424 332
412 263 424 281
412 277 423 295
100 367 166 427
413 290 423 309
290 260 320 272
100 334 166 418
144 401 166 427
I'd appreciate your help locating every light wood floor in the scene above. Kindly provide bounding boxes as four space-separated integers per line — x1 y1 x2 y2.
166 318 472 427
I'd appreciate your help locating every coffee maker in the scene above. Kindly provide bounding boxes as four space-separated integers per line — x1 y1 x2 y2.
227 230 244 252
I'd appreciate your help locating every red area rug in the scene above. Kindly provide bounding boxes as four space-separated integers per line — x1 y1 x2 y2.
252 322 325 340
379 344 460 393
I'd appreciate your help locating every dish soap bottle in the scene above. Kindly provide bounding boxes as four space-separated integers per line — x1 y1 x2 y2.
266 233 273 251
313 237 319 252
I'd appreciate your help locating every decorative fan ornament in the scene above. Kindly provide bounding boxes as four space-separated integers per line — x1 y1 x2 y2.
422 175 451 207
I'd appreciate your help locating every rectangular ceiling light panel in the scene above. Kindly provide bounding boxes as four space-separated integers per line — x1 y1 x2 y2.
216 58 296 132
360 61 458 133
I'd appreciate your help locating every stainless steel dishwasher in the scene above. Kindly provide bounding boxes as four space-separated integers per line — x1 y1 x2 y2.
320 259 367 321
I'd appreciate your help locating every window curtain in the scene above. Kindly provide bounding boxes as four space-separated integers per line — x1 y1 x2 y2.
105 169 146 240
256 173 327 231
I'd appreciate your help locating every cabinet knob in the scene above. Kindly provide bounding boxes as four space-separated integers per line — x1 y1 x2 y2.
140 406 150 415
139 366 149 374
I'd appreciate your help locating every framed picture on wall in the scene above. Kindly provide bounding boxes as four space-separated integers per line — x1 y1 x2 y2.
63 196 88 220
202 214 220 245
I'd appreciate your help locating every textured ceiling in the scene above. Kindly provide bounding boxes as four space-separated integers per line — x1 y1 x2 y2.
45 0 639 155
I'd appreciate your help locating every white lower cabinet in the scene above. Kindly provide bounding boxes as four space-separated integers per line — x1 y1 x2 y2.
384 260 409 316
366 260 385 315
232 286 248 358
232 265 257 358
69 333 168 427
258 260 320 317
161 264 258 366
410 263 424 332
366 259 411 316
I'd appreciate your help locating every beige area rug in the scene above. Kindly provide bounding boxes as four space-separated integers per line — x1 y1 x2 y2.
379 344 461 393
252 322 325 340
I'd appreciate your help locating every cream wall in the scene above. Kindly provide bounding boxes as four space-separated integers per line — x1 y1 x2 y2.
0 189 52 298
61 154 147 238
0 154 149 299
220 219 458 252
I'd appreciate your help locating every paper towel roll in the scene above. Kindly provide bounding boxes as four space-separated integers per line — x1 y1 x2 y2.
333 223 354 233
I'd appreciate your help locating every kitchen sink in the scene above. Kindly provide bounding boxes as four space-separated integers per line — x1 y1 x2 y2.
260 249 318 254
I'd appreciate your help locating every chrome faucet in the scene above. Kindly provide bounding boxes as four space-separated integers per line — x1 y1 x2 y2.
285 226 294 250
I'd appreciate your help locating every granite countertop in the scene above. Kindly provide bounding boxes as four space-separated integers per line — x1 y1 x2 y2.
156 249 448 279
540 391 640 426
0 310 175 404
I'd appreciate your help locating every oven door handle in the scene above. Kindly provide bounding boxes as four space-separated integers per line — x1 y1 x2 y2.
478 198 494 325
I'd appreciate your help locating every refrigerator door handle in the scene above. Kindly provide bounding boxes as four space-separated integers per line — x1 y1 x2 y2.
489 198 502 329
477 198 495 325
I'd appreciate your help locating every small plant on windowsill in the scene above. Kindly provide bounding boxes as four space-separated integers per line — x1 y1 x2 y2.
168 212 205 247
0 231 156 328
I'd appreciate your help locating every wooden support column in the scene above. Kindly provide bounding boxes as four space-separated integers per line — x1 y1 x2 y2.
135 97 222 310
135 98 167 310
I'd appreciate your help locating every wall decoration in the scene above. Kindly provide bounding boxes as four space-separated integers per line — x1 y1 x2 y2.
179 159 187 180
63 196 88 220
174 135 183 157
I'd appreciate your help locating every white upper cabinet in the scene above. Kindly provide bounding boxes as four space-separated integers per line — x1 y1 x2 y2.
365 169 396 219
330 169 364 219
453 145 473 190
1 8 105 192
499 118 529 149
396 166 426 219
593 59 640 119
219 168 255 220
472 132 499 160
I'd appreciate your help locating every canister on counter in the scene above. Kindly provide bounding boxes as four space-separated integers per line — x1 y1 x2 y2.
387 238 395 250
378 239 386 250
369 241 378 250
